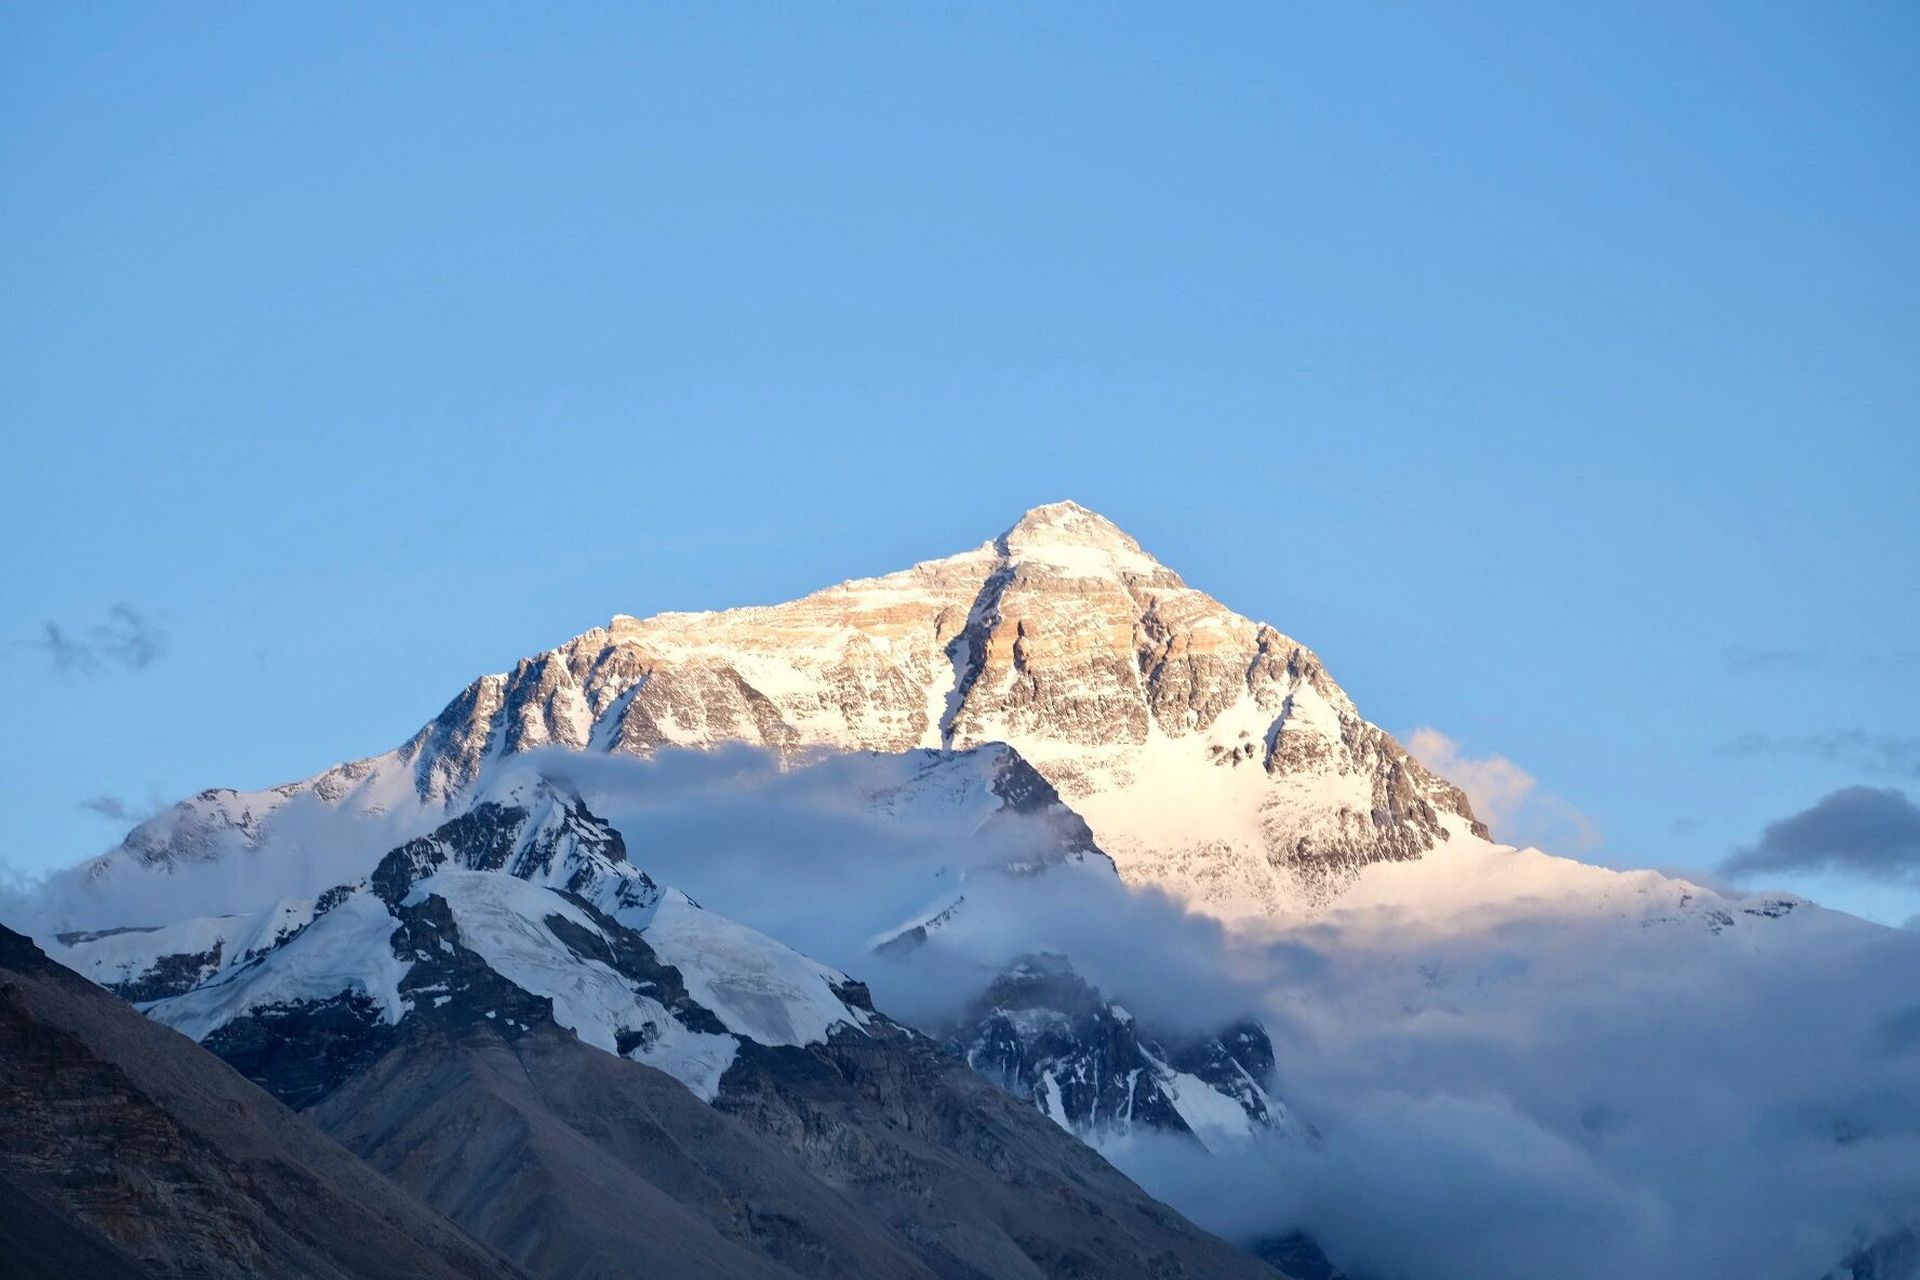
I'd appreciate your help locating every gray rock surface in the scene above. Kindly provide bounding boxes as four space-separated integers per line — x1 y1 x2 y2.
315 1014 1295 1280
951 953 1294 1146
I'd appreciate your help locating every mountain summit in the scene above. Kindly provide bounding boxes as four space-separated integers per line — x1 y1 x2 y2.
40 503 1909 1280
996 499 1167 572
105 502 1480 917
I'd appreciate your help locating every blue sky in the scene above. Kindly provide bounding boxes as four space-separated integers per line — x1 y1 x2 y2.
3 4 1916 920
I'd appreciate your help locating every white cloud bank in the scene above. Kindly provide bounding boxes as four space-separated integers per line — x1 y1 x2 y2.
8 744 1919 1279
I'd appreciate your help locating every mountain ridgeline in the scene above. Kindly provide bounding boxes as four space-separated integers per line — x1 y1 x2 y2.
26 502 1904 1280
105 501 1482 917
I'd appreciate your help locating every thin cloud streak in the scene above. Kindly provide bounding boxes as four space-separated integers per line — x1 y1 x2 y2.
1721 730 1920 780
1724 647 1920 675
76 793 165 825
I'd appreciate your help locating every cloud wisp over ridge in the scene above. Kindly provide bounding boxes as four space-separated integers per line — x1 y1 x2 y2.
75 793 166 825
1404 727 1600 854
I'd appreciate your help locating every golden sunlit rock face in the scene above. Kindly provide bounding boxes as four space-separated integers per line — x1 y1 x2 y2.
377 502 1483 917
109 504 1480 918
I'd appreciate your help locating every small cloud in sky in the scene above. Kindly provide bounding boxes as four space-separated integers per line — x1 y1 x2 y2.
1405 728 1599 854
36 622 99 675
1721 730 1920 780
1721 786 1920 886
1725 647 1825 672
77 794 160 824
1725 647 1919 676
30 605 169 676
93 604 167 669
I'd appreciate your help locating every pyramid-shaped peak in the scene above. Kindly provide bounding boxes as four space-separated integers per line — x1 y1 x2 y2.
1000 501 1157 568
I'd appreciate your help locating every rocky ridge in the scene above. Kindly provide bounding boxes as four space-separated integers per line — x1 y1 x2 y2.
951 953 1299 1149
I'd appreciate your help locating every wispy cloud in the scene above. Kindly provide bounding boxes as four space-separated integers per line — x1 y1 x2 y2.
13 742 1920 1280
1725 647 1825 672
1724 647 1920 675
77 794 163 825
36 622 100 675
1721 786 1920 885
1720 730 1920 780
93 604 167 669
1405 728 1600 854
30 605 169 676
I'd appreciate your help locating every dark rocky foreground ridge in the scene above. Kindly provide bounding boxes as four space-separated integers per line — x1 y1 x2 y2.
313 1013 1291 1280
0 923 525 1280
214 864 1292 1279
12 828 1295 1280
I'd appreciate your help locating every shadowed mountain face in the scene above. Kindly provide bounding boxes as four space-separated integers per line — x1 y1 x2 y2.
312 1023 921 1280
0 925 524 1280
316 1017 1292 1280
950 953 1297 1149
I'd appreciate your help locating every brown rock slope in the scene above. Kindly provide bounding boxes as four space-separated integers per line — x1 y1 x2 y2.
0 924 524 1280
313 1014 1293 1280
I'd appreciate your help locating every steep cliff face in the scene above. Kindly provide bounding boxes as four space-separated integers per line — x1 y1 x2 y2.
710 1019 1292 1280
0 926 523 1280
99 502 1479 918
950 954 1299 1150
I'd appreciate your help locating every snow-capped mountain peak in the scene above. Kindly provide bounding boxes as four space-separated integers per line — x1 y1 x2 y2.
33 504 1920 1280
996 499 1171 578
93 502 1481 920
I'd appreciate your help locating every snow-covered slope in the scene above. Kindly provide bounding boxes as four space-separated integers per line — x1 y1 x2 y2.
61 778 874 1105
56 754 1279 1146
93 501 1478 918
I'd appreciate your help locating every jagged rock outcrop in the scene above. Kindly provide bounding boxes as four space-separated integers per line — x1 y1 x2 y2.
712 1019 1292 1280
951 954 1297 1149
96 781 853 1106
